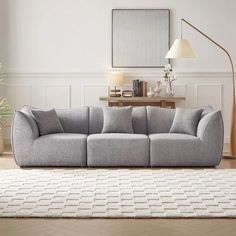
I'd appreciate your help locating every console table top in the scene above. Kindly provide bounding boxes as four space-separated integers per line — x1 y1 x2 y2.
99 96 185 102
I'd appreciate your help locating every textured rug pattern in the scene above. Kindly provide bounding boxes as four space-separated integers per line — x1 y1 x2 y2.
0 169 236 218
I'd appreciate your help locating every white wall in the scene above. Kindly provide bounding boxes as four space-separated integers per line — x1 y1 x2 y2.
0 0 236 142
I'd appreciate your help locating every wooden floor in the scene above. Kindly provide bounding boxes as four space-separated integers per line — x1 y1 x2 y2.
1 146 236 236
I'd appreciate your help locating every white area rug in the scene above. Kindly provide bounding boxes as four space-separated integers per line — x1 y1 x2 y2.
0 169 236 218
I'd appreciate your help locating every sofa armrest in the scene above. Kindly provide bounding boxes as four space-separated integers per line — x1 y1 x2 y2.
11 110 39 166
197 111 224 165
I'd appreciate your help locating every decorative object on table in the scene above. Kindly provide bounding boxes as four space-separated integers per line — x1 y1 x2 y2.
163 64 176 97
165 18 235 158
153 81 162 97
132 80 147 97
122 90 133 97
0 64 11 155
108 72 124 97
143 81 148 96
147 87 155 98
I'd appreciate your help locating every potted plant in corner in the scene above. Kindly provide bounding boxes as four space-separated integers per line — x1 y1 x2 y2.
0 64 11 155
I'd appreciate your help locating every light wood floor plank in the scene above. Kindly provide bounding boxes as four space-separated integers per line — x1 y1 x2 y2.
0 219 236 236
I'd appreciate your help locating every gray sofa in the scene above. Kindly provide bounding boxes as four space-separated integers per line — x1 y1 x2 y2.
12 106 224 167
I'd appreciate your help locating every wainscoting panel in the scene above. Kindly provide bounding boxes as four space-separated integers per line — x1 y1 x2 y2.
195 83 222 110
44 85 71 109
82 84 107 106
4 85 32 109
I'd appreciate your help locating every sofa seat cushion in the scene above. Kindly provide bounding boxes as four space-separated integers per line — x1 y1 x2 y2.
87 133 149 166
149 133 201 166
31 133 87 166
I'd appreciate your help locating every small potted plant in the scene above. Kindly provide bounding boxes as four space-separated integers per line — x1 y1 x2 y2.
163 64 176 97
0 64 11 155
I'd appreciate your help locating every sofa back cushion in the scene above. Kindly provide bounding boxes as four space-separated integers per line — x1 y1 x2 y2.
89 106 147 134
147 106 175 134
56 107 89 134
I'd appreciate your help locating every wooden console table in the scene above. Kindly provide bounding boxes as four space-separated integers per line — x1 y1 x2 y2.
99 96 185 108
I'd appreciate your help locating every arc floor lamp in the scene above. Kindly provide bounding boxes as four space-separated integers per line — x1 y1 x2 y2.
165 18 235 159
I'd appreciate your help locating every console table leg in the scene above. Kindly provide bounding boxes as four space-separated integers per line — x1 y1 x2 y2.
160 100 167 108
118 101 123 107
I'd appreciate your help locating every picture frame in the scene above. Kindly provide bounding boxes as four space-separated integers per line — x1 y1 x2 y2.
112 9 170 68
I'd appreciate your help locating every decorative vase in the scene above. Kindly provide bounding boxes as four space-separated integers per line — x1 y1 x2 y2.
166 82 174 97
153 81 162 97
147 87 155 97
0 129 4 155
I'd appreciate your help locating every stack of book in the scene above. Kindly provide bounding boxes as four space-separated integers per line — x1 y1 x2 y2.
132 80 148 97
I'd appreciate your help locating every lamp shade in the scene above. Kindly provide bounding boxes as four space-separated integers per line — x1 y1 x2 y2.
165 39 196 59
108 72 124 87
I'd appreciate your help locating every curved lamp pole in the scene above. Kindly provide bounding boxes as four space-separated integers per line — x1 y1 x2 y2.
165 18 235 158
